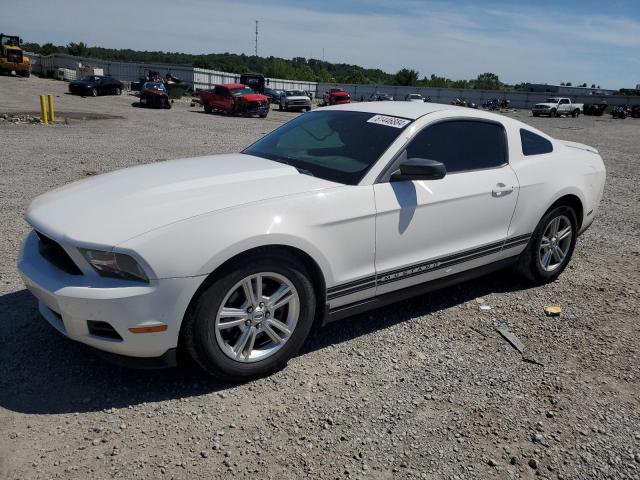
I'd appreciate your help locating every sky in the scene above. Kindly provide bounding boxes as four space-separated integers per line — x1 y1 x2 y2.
3 0 640 89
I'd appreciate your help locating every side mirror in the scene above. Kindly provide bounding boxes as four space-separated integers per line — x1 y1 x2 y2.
391 158 446 181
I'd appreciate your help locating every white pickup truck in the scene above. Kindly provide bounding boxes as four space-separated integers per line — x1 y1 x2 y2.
532 98 583 117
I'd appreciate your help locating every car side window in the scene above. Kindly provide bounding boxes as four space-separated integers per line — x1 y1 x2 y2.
520 129 553 156
560 99 569 104
405 120 507 173
213 86 225 96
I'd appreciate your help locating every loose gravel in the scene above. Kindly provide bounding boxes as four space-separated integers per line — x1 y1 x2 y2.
0 75 638 480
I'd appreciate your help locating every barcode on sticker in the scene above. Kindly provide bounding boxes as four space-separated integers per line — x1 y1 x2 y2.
367 115 411 128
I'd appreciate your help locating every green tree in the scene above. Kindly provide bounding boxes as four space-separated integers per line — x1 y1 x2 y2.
66 41 89 57
341 68 367 84
317 68 334 83
40 43 60 55
295 64 316 81
394 68 419 86
265 58 296 79
475 72 501 90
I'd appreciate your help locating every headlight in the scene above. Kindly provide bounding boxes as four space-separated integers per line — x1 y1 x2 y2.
80 249 149 282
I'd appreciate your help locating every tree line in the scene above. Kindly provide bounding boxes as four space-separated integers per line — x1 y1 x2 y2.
24 41 622 93
23 41 513 89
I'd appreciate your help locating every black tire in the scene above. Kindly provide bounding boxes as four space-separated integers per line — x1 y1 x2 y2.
550 108 556 117
305 106 311 112
532 112 539 117
165 98 172 109
572 109 579 118
203 103 212 113
182 252 316 380
515 204 578 284
91 87 98 97
115 87 122 95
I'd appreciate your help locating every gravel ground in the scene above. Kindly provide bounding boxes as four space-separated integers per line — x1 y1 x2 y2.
0 75 638 480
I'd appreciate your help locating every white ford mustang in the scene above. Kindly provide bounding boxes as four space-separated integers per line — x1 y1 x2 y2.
18 102 606 379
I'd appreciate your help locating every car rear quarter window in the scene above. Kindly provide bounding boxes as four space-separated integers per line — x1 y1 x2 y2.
520 129 553 156
406 120 507 173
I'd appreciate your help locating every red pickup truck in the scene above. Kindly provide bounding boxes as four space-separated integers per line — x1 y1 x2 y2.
200 84 270 118
323 88 351 106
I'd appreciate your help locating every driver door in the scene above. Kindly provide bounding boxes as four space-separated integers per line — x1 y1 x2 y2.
373 119 519 295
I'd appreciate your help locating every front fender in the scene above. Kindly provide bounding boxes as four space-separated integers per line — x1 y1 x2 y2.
117 186 376 289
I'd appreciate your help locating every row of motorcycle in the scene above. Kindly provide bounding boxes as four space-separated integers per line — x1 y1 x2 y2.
450 98 511 110
610 105 640 119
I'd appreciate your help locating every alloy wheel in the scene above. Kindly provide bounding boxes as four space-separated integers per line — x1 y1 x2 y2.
213 272 299 363
538 215 572 272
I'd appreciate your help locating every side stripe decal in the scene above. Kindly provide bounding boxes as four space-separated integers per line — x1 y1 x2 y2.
327 233 532 300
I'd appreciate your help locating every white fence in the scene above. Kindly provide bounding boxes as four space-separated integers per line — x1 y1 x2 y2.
27 53 318 93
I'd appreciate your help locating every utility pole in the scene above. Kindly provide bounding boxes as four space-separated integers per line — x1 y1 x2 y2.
254 20 258 57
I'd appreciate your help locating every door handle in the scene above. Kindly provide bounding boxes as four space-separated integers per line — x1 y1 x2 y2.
492 183 514 197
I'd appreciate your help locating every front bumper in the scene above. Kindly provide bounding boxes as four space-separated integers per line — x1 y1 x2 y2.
18 230 204 360
243 102 270 116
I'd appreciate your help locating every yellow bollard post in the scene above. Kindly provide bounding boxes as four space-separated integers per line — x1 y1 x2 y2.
47 94 55 123
39 95 48 124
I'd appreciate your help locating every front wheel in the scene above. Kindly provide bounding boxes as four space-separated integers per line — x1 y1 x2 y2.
183 253 316 380
516 205 577 283
91 88 98 97
115 87 122 95
550 108 556 117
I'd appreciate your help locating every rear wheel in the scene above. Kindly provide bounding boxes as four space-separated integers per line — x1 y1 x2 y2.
115 87 122 95
91 87 98 97
572 109 580 118
203 103 212 113
516 205 577 283
183 253 316 380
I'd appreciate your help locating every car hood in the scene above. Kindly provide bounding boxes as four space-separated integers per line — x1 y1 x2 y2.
534 103 556 108
283 95 310 101
238 93 267 102
26 154 338 247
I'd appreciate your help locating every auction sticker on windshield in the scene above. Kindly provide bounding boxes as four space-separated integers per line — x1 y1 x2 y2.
367 115 411 128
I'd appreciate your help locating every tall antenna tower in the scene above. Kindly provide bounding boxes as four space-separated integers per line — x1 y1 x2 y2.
254 20 258 57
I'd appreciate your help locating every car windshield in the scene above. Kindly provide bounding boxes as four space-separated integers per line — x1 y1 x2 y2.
143 82 165 90
243 111 410 185
408 94 421 99
285 90 305 96
231 87 254 96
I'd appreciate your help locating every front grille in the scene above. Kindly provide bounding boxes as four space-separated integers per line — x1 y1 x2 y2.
36 231 83 275
87 321 123 341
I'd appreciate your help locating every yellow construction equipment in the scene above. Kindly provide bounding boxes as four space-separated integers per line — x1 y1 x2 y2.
0 33 31 77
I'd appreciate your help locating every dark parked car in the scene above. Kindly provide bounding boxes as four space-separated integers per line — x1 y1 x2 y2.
139 82 171 109
369 92 394 101
264 87 284 104
68 75 123 97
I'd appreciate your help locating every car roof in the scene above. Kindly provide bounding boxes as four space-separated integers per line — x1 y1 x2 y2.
219 83 247 89
322 101 460 119
322 101 529 124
